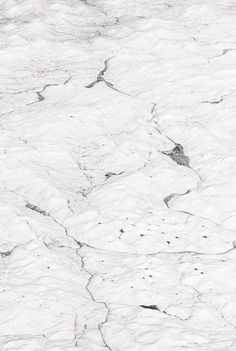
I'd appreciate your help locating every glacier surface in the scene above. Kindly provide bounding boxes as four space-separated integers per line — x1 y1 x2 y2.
0 0 236 350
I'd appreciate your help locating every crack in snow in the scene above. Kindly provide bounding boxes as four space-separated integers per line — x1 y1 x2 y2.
26 76 72 106
0 247 15 258
162 143 190 167
76 248 112 350
85 58 131 96
105 171 124 180
163 189 191 208
140 303 191 321
73 314 87 348
202 97 224 104
150 103 202 180
25 201 112 348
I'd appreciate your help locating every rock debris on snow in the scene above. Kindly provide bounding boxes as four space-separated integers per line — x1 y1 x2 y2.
162 143 190 167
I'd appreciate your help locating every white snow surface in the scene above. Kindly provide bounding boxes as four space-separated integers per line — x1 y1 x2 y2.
0 0 236 350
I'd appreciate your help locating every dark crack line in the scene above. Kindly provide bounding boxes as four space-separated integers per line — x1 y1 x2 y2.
85 58 110 88
146 241 236 257
25 202 49 216
213 48 236 58
165 202 236 240
26 83 59 106
87 240 236 257
201 89 236 105
222 48 236 56
26 75 71 106
25 202 81 247
55 236 236 258
0 80 68 122
0 110 14 118
0 88 36 96
0 241 33 259
150 104 203 212
150 104 202 181
161 143 202 181
74 314 79 347
140 304 160 311
64 76 72 85
25 203 236 261
204 298 236 330
75 161 96 197
162 306 191 322
0 247 15 258
163 189 190 208
105 171 124 180
0 75 72 97
85 58 131 96
76 248 112 351
75 319 87 347
80 0 96 7
25 202 111 348
67 200 75 213
202 97 224 104
76 162 94 187
150 103 176 144
162 310 189 321
140 304 190 321
74 314 88 348
216 307 236 330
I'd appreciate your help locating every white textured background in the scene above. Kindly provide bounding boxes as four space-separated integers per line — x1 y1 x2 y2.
0 1 236 350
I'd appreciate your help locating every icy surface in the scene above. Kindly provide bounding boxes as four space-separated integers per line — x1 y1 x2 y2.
1 0 236 350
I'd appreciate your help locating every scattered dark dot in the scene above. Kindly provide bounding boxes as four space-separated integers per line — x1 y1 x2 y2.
200 272 204 274
175 236 179 239
166 241 170 244
149 275 153 277
120 229 124 233
140 234 145 237
194 268 198 271
202 235 208 238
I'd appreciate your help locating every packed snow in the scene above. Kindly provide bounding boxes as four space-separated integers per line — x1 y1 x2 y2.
0 0 236 350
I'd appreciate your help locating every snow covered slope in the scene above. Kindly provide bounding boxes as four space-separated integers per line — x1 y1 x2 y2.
0 0 236 350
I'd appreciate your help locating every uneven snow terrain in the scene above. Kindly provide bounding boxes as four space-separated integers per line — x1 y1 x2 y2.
0 0 236 350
